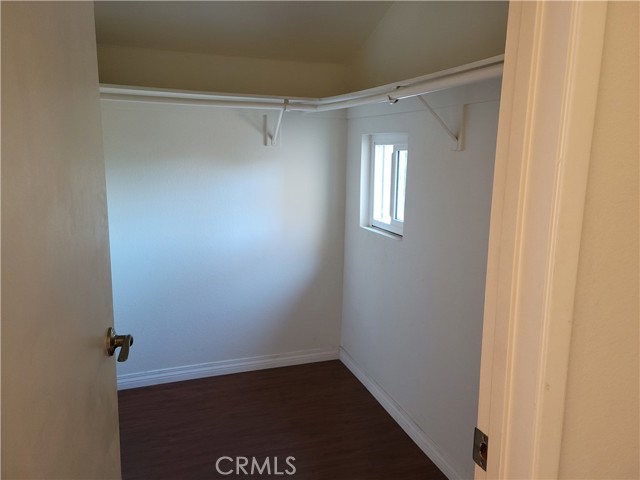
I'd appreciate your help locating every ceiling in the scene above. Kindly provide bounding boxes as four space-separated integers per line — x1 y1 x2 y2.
94 1 394 64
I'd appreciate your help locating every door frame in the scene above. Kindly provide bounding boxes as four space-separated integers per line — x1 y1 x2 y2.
476 2 608 478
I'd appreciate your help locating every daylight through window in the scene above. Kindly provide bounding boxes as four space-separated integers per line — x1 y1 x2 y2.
369 134 408 236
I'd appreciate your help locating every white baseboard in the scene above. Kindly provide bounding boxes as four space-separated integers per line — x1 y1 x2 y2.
117 347 340 390
339 347 464 480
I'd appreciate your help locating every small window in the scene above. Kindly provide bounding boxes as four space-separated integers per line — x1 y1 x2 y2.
369 134 408 236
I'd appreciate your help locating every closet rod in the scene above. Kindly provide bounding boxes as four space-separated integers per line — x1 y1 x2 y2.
299 63 502 112
311 54 504 105
100 61 503 112
99 94 288 110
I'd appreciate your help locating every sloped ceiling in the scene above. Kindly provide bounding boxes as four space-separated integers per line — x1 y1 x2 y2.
94 1 393 64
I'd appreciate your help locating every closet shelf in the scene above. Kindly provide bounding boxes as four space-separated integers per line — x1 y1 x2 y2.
100 55 503 113
100 55 503 147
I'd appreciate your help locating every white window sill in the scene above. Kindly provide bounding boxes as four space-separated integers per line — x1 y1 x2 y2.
361 225 403 240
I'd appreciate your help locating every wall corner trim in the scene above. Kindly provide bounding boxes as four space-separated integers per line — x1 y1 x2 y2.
339 348 463 480
117 347 340 390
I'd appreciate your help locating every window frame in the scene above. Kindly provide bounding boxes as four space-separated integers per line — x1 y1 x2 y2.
368 133 409 236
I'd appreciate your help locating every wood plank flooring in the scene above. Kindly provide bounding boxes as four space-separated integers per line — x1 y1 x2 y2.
118 360 447 479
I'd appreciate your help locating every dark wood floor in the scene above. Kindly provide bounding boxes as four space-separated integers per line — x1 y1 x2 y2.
118 360 447 480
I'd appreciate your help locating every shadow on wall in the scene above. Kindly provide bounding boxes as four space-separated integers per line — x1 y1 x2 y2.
102 103 346 376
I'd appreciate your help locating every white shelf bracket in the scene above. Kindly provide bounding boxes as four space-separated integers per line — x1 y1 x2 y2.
264 100 288 146
417 95 464 151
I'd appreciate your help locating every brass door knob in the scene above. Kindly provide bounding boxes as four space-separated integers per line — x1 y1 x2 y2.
106 327 134 362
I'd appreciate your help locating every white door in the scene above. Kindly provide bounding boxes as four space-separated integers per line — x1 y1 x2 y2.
2 2 122 478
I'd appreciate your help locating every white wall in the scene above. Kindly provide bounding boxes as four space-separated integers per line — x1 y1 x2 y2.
559 2 639 478
101 103 346 383
97 44 350 98
348 1 508 90
341 80 501 479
